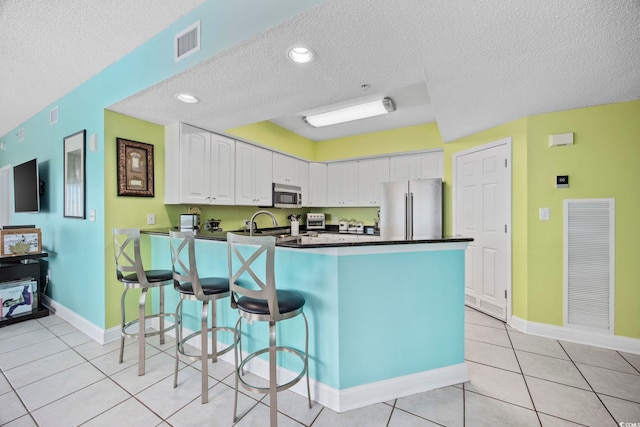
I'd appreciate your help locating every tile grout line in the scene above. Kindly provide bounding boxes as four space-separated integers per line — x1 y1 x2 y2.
503 324 543 427
0 364 38 425
557 341 619 426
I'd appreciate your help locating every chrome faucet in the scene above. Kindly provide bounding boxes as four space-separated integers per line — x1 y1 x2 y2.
249 210 278 236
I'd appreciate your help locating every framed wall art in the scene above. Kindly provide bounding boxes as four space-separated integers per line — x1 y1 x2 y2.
63 130 86 218
116 138 154 197
1 228 42 256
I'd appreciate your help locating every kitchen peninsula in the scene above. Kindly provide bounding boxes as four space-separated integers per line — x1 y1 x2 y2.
143 228 472 412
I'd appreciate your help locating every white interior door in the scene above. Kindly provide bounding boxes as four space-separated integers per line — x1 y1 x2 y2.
454 139 511 321
0 165 11 227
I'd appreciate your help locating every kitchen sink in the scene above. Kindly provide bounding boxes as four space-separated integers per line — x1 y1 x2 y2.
228 228 298 243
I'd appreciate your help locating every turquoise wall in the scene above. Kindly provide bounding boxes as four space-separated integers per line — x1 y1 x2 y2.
0 0 323 329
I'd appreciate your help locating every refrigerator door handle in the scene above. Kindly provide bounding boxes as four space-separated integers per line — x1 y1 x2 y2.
408 192 414 240
404 193 413 240
404 193 409 240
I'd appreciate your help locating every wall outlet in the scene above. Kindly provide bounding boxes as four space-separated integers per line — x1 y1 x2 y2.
147 213 156 225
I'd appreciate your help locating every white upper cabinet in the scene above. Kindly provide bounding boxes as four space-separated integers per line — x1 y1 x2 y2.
307 162 327 207
235 141 273 206
358 157 389 206
273 152 309 199
273 153 307 186
165 123 235 205
209 133 235 205
327 161 359 207
389 151 443 181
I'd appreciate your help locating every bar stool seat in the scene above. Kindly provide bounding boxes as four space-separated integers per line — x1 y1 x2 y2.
112 228 176 376
235 290 305 317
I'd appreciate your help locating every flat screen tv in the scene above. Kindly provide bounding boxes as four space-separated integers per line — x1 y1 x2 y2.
13 158 40 213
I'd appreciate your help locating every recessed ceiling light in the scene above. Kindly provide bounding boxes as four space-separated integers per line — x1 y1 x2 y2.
175 93 199 103
288 46 315 63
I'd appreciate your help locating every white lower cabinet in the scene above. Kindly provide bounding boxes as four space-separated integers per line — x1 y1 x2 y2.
235 141 273 206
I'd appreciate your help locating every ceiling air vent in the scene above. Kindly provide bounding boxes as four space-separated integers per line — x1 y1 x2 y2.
175 21 200 62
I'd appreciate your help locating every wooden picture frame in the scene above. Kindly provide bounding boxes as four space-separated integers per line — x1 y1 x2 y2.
1 228 42 256
116 138 154 197
63 130 86 218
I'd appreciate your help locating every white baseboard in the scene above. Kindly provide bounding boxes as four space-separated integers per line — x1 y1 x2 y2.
43 296 108 344
333 363 468 413
153 317 468 412
509 315 640 355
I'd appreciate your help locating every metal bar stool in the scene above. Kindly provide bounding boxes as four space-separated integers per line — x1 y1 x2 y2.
169 230 236 403
227 232 311 426
112 228 176 376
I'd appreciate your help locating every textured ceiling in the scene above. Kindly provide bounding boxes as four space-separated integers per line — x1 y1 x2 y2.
3 0 640 143
0 0 206 138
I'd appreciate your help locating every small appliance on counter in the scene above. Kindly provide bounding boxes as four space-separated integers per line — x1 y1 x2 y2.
180 214 200 231
306 213 325 230
338 219 348 233
204 218 222 231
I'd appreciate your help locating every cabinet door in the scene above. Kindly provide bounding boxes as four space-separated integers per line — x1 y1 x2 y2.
254 146 273 205
389 151 443 181
179 124 211 204
273 152 294 185
293 158 309 194
307 163 327 207
210 134 235 205
235 141 272 206
358 157 389 206
273 153 308 191
389 155 413 181
327 161 358 206
416 151 443 179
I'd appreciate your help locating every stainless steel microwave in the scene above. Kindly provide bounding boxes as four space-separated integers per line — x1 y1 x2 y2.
272 183 302 208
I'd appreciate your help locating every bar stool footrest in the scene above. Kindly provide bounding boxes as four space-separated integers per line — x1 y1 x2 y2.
121 313 176 339
237 346 307 394
177 326 236 362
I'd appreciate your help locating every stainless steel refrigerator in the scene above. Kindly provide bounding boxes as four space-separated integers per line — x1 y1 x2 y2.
380 178 442 240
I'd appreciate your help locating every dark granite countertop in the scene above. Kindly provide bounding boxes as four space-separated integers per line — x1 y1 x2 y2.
141 227 473 249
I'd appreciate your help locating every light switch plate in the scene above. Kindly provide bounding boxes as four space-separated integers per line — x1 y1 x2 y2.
539 207 550 221
88 209 96 222
147 213 156 225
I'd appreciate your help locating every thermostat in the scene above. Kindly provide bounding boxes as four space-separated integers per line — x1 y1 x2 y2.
556 175 569 188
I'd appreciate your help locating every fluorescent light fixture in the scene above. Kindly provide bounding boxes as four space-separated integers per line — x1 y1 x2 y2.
288 46 314 63
303 98 396 127
175 93 199 104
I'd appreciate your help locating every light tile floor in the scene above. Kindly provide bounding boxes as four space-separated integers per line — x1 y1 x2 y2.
1 307 639 426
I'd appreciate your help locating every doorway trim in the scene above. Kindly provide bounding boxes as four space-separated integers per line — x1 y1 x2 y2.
452 137 512 322
0 165 11 228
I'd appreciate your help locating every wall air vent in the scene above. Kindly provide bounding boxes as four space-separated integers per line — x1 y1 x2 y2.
50 106 58 124
18 128 25 142
175 21 200 62
563 198 615 333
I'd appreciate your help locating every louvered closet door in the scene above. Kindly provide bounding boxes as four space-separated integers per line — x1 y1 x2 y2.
564 199 615 333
